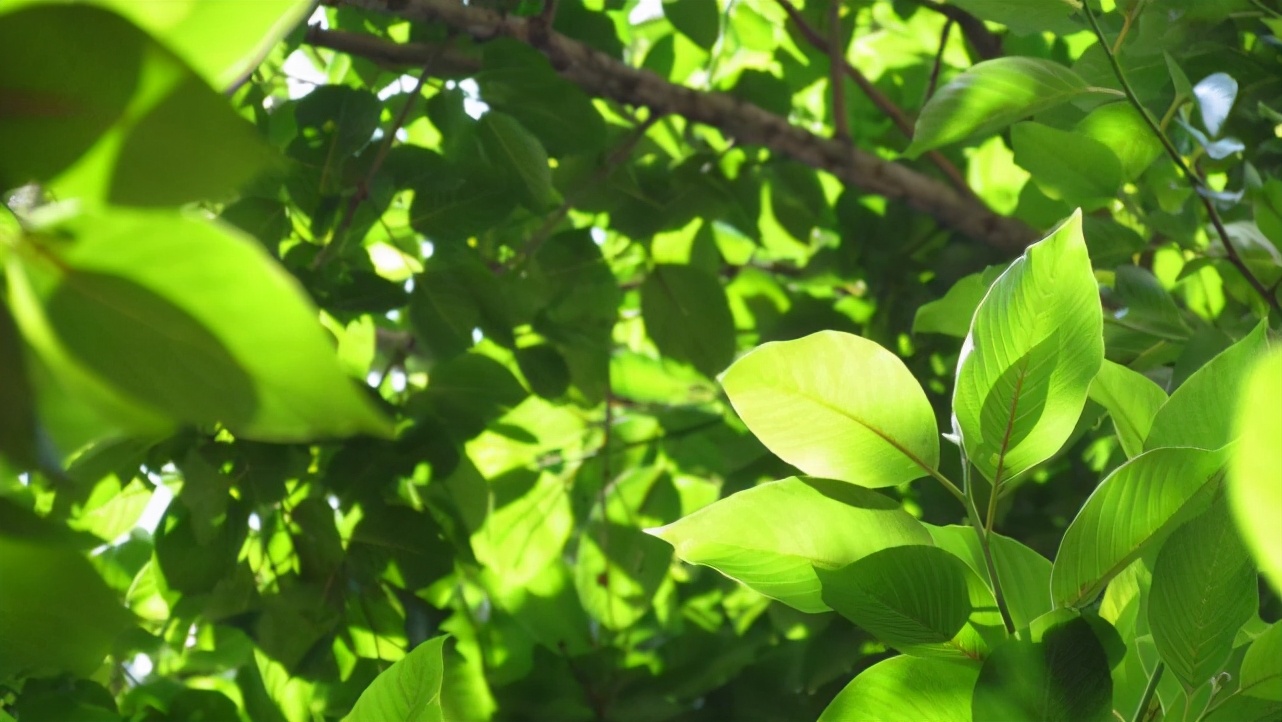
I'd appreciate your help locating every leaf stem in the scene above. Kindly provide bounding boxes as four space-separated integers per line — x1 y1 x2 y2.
961 459 1016 635
1082 0 1282 317
1131 660 1163 722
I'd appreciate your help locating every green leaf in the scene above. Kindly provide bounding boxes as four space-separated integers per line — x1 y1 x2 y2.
0 299 37 469
947 0 1080 35
953 210 1103 485
1112 265 1190 341
476 41 607 156
641 264 736 378
721 331 939 488
8 208 392 442
1050 446 1229 608
475 112 553 210
1228 350 1282 595
914 266 1006 338
1076 103 1164 180
343 636 449 722
818 656 980 722
1240 622 1282 700
1011 122 1122 208
907 58 1093 157
648 477 932 613
0 536 134 680
1088 360 1167 458
928 525 1053 632
971 615 1113 722
0 5 273 204
664 0 720 50
817 545 1001 659
1145 321 1269 451
1148 496 1256 691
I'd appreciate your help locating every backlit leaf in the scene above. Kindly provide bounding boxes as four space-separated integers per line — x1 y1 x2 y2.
819 656 980 722
1228 350 1282 594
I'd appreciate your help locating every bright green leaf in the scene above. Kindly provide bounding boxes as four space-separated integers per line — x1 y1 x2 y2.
1228 350 1282 595
948 0 1080 35
1148 497 1256 691
1240 622 1282 701
1145 321 1269 451
343 636 449 722
907 58 1093 157
928 525 1053 632
1076 102 1164 180
721 331 939 487
954 210 1103 485
1051 446 1229 608
648 477 932 613
1011 122 1123 208
914 266 1004 338
818 655 980 722
1088 360 1167 458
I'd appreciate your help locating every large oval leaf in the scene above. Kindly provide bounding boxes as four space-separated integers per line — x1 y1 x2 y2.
1050 447 1229 608
721 331 939 488
1228 349 1282 595
953 210 1103 486
343 636 448 722
817 545 1001 660
818 655 980 722
8 209 392 443
907 58 1092 157
1148 497 1256 691
647 477 932 613
1088 360 1167 459
1146 321 1269 451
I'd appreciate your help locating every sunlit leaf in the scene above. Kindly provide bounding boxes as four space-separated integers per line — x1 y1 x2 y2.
1239 622 1282 701
953 210 1103 485
721 331 939 488
818 655 980 722
1088 360 1167 458
1051 446 1229 608
948 0 1080 35
1011 122 1122 208
343 636 448 722
648 477 932 613
1228 350 1282 594
928 525 1053 632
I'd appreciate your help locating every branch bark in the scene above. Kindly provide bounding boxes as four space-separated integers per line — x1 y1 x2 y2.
322 0 1034 251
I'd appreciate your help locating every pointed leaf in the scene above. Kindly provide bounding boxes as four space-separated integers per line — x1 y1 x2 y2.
1145 322 1268 451
914 266 1005 338
1088 360 1167 458
907 58 1092 157
1076 103 1164 180
1148 497 1256 691
1051 447 1229 608
1240 622 1282 701
818 656 980 722
1011 122 1123 208
343 636 448 722
954 211 1103 485
818 545 1001 659
972 616 1113 722
641 264 736 378
476 112 553 210
8 208 392 442
721 331 939 488
1228 350 1282 594
648 477 932 613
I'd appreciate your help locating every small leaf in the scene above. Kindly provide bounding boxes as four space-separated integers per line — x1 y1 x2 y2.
1193 72 1238 137
907 58 1092 157
641 264 736 378
1088 360 1167 458
1051 446 1229 608
914 266 1004 338
476 111 553 210
971 615 1113 722
1228 350 1282 594
721 331 939 488
648 477 932 613
818 656 980 722
1145 321 1268 451
1011 122 1123 208
954 210 1103 486
1240 622 1282 701
818 545 1000 659
664 0 720 50
343 636 449 722
1148 497 1256 691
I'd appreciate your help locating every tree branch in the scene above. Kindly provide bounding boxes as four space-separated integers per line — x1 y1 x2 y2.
322 0 1034 251
911 0 1003 60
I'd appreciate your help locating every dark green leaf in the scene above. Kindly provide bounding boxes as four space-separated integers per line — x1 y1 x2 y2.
641 264 736 378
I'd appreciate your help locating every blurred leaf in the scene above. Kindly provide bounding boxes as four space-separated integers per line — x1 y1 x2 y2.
1088 360 1167 458
664 0 720 50
1228 350 1282 595
1075 103 1163 180
1051 446 1229 608
954 210 1103 485
641 264 736 378
1193 72 1237 137
648 477 932 613
1239 622 1282 700
818 656 979 722
948 0 1080 35
1011 122 1122 208
913 266 1003 337
721 331 939 488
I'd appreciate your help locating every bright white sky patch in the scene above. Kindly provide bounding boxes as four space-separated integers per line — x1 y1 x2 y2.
630 0 664 24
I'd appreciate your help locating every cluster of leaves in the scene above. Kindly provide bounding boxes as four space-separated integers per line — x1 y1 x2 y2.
0 0 1279 720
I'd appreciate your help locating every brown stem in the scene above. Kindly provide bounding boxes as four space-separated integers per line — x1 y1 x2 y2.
911 0 1002 60
828 0 850 143
925 19 953 102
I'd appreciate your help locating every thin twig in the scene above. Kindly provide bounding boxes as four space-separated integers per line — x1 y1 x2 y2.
925 19 953 102
1130 661 1163 722
773 0 974 197
911 0 1002 60
312 55 440 270
1082 1 1282 316
829 0 850 143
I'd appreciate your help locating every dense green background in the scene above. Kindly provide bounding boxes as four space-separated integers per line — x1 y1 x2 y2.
1 0 1280 720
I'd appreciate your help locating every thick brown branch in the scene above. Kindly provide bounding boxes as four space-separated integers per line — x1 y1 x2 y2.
323 0 1034 251
912 0 1002 60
